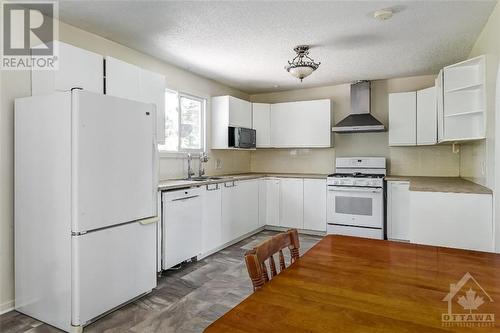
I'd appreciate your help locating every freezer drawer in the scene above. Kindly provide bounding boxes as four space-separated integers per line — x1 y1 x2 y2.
71 220 156 326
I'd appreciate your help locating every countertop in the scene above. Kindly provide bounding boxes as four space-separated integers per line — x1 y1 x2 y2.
158 173 329 191
385 176 492 194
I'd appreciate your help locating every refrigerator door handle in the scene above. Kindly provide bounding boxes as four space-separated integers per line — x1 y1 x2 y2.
138 216 159 225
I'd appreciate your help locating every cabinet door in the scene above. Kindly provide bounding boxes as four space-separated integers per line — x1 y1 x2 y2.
221 183 237 243
280 178 304 229
417 87 437 145
228 96 252 128
105 56 141 100
258 179 267 226
410 192 493 252
201 184 222 254
222 180 259 242
237 180 259 234
252 103 271 147
32 41 103 95
140 69 166 144
266 178 280 226
270 100 330 148
303 179 326 231
389 92 416 146
436 70 444 143
387 181 410 241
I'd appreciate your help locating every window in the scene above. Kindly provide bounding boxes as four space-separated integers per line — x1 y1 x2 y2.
158 89 206 153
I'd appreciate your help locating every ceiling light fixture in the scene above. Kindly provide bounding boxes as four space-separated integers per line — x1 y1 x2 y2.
285 45 321 82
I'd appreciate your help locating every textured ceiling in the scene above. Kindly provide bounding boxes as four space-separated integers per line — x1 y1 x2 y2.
57 0 497 94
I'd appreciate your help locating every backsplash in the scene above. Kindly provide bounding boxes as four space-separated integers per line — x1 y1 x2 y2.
159 150 251 180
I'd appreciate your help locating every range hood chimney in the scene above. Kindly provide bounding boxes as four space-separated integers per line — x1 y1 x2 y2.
332 81 385 133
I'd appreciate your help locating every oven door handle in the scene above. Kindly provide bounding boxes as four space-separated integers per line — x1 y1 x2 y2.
328 186 382 193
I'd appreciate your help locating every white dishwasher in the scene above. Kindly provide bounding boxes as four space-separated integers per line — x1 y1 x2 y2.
162 187 202 270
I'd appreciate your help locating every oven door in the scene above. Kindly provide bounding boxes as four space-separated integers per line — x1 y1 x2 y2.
327 186 383 228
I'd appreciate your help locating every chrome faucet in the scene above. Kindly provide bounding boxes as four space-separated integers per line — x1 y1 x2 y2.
186 153 195 180
198 152 209 177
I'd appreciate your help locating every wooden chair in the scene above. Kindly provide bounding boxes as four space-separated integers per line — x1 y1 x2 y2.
244 229 300 291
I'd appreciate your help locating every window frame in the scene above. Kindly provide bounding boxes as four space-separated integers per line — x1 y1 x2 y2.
159 89 206 157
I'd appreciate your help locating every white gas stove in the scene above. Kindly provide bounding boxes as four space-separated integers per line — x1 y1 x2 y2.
326 157 386 239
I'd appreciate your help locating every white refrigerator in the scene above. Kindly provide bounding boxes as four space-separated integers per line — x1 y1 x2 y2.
15 90 158 332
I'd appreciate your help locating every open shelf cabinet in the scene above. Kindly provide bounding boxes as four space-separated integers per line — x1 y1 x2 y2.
440 55 486 142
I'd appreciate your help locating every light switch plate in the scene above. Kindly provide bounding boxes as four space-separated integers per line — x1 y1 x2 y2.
215 158 222 170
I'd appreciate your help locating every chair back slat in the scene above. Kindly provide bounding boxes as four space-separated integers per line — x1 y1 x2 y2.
269 255 277 277
278 250 286 271
244 229 301 291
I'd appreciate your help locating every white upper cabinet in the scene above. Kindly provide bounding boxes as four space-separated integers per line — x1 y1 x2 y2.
303 179 326 232
212 98 330 149
389 92 417 146
211 95 252 149
32 41 103 95
270 99 331 148
228 96 252 128
441 55 486 142
252 103 271 148
140 69 166 144
105 56 166 144
416 87 437 145
105 56 141 100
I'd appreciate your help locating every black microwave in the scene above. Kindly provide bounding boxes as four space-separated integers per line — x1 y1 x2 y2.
228 127 256 148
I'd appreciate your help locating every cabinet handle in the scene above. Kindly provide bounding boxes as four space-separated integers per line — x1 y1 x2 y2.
224 181 236 188
206 184 219 191
139 216 159 225
171 195 200 202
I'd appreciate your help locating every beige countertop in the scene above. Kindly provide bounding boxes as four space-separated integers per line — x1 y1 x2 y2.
158 173 329 191
385 176 492 195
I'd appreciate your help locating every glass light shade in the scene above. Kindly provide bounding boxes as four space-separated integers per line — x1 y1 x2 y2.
288 65 314 80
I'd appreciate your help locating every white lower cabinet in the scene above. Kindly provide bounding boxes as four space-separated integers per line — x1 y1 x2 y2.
409 191 493 252
387 181 410 242
264 178 280 227
162 176 328 267
303 179 326 231
280 178 304 229
201 184 222 255
221 179 259 243
237 180 259 235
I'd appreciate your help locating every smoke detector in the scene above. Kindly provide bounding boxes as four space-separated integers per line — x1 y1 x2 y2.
373 9 393 21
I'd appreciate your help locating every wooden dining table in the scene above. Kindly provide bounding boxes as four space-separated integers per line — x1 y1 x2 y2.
205 235 500 332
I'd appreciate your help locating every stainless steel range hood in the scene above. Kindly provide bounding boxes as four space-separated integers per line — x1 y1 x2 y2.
332 81 385 133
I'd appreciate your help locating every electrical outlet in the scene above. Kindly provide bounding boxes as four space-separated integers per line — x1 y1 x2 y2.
215 158 222 170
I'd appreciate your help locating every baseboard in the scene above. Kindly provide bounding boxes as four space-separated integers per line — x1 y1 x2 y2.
198 226 266 260
264 225 326 237
0 299 14 315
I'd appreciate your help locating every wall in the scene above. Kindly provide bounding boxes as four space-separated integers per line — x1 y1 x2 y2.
0 20 251 314
460 1 499 189
250 75 460 176
459 1 500 251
